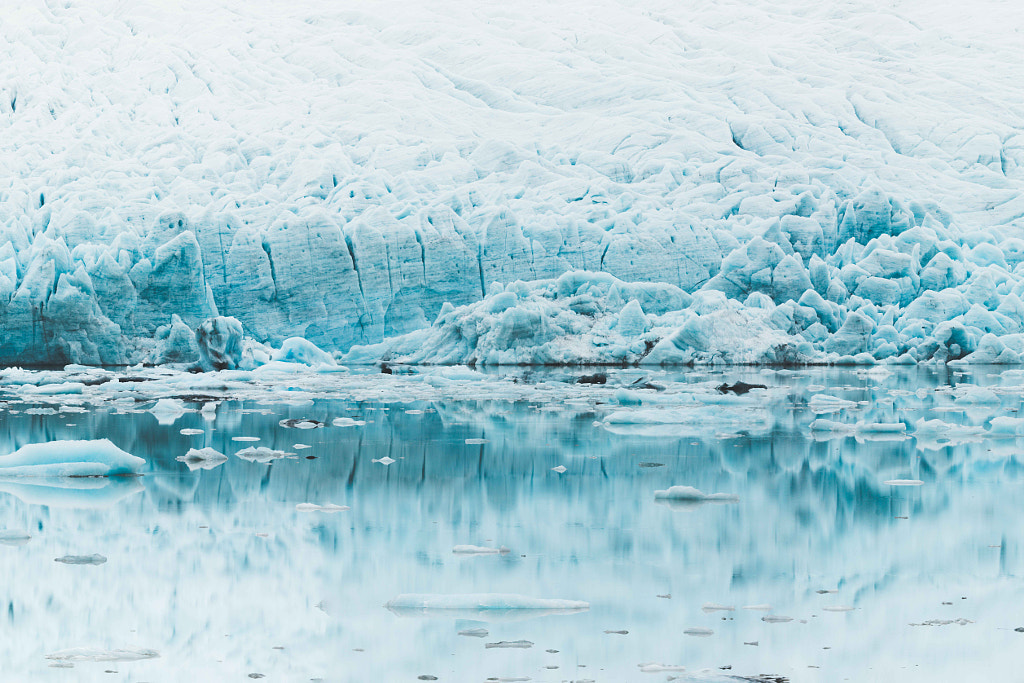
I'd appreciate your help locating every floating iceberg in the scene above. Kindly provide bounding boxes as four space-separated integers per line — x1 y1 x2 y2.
0 440 144 477
654 486 739 509
176 447 228 471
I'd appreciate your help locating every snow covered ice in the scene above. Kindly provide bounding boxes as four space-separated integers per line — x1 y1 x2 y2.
1 0 1024 367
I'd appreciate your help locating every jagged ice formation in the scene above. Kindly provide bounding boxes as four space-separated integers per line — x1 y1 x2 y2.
2 0 1023 365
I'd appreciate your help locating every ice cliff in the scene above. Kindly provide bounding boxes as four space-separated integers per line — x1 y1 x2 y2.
2 0 1023 366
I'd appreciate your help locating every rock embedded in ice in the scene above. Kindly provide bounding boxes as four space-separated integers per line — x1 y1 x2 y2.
0 439 144 477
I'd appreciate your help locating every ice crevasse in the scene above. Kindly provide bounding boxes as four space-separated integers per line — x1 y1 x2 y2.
2 0 1024 366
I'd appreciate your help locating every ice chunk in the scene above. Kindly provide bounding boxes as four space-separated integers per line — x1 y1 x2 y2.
384 593 589 617
179 428 204 436
683 628 714 637
196 316 244 370
551 465 566 473
373 456 396 465
0 530 32 546
452 545 508 555
638 663 686 672
485 640 533 649
0 439 144 477
279 419 323 429
236 447 295 464
762 614 794 623
332 417 366 427
272 337 336 367
884 479 924 486
54 554 107 565
176 447 228 471
457 627 488 638
654 486 739 508
148 398 191 425
808 394 857 413
296 503 350 513
45 648 159 662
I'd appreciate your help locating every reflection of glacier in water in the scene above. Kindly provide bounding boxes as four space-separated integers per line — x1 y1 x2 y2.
0 367 1022 681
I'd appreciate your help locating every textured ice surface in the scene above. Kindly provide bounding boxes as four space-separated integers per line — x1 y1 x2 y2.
2 0 1024 366
0 439 144 477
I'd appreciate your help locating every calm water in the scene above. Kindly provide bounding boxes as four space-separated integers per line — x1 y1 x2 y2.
1 367 1022 682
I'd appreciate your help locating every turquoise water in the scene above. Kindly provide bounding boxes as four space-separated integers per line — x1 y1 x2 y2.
0 367 1021 681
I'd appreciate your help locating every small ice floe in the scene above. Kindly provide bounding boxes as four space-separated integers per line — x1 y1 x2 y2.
293 444 312 450
822 606 857 612
279 419 323 429
742 604 772 611
176 448 228 471
683 628 714 637
20 382 85 396
485 640 533 649
808 394 858 413
702 603 735 613
653 486 738 509
26 407 58 415
0 439 144 477
762 614 794 623
45 648 158 662
236 447 295 464
332 417 366 427
232 436 261 442
465 438 489 445
885 479 924 486
385 593 589 620
638 663 686 673
201 402 219 420
458 627 489 637
453 545 508 555
148 398 192 425
55 554 106 565
405 409 424 415
0 529 31 546
296 503 350 513
179 428 204 436
910 618 973 626
373 456 396 465
551 465 567 473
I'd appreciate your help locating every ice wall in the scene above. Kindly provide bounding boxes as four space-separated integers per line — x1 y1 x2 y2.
1 0 1023 365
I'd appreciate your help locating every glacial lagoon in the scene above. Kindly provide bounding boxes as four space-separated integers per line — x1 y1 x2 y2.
1 366 1022 681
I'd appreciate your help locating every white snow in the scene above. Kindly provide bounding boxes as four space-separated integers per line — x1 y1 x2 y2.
0 439 144 477
1 0 1023 367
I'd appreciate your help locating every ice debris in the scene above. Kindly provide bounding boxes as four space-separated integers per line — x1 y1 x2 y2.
235 447 295 464
54 554 107 565
45 648 159 662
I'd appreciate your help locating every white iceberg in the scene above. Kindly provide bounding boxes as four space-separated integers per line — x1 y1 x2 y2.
0 440 144 477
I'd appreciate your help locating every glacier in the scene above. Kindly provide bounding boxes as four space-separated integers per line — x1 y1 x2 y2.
2 0 1024 366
